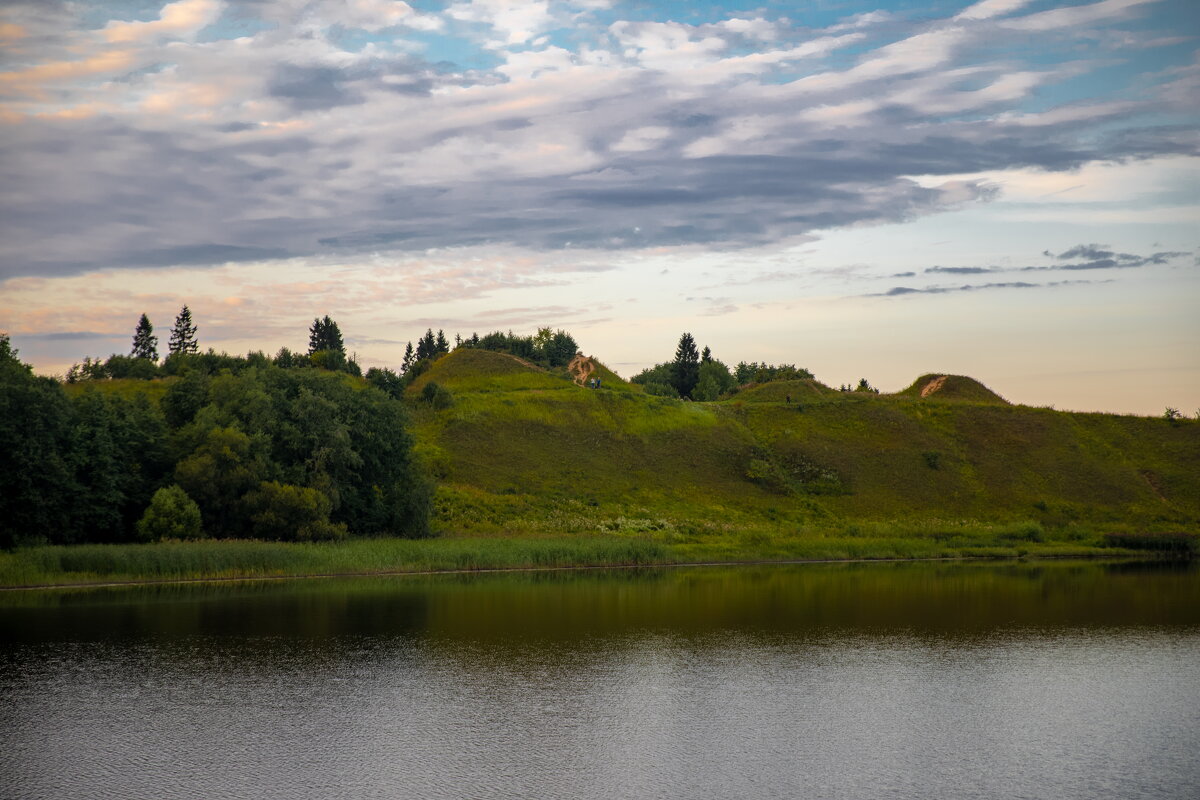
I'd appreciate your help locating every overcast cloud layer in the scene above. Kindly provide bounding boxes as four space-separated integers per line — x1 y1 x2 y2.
1 0 1196 280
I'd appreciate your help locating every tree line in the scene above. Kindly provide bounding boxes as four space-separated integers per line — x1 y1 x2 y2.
631 332 818 400
1 328 430 549
4 307 582 549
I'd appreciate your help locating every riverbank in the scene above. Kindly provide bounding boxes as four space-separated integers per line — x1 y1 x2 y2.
0 526 1152 589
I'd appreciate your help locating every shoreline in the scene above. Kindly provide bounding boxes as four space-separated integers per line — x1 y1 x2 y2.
0 551 1162 593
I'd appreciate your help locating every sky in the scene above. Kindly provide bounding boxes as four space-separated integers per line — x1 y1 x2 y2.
0 0 1197 415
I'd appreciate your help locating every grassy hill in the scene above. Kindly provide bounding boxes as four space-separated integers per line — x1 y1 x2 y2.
733 378 839 403
896 373 1009 404
409 350 1199 551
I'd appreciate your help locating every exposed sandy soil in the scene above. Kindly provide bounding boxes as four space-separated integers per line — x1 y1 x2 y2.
568 354 595 386
920 375 949 397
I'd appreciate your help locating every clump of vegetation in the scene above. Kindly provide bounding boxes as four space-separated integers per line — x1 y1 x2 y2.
734 362 814 384
447 327 578 369
421 380 454 409
1103 531 1195 555
136 485 204 542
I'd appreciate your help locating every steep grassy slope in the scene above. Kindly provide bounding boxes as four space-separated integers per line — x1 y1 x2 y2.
737 397 1198 523
410 352 774 527
410 351 1199 538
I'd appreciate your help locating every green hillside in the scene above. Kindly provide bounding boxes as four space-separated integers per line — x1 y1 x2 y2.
734 378 839 402
23 347 1195 578
411 350 1199 546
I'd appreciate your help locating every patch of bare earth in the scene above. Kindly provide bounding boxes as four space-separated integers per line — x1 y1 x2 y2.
920 375 949 398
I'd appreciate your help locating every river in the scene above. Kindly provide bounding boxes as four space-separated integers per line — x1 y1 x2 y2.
2 560 1198 799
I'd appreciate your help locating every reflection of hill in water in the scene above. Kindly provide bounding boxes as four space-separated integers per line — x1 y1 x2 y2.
3 562 1198 651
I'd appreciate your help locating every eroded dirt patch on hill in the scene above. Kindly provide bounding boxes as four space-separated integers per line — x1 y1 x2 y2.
920 375 949 397
569 354 596 386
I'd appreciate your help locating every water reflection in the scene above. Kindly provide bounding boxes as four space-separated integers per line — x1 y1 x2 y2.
2 561 1198 799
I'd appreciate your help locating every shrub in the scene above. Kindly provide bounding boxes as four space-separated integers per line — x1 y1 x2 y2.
242 481 344 541
136 485 204 541
923 451 941 470
421 380 453 409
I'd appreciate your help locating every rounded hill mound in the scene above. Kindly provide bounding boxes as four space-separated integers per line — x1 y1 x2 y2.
897 374 1009 404
734 379 839 402
407 348 566 393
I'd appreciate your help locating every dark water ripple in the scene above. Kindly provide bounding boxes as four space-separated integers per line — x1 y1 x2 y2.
1 561 1198 799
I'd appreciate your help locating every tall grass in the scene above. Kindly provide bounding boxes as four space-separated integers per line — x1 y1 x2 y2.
0 536 671 587
0 520 1137 588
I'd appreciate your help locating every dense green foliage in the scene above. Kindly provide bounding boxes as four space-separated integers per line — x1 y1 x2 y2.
633 336 812 400
733 362 815 384
137 485 204 542
1 336 429 548
670 332 700 398
448 327 579 369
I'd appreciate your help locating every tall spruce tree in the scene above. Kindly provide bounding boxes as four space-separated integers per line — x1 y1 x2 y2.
670 332 700 399
435 329 449 354
416 328 436 361
401 342 415 374
308 316 345 355
168 305 199 355
130 314 158 361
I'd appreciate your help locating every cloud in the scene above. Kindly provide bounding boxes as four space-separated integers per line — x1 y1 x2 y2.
1052 243 1120 260
0 1 1195 282
103 0 223 44
914 247 1192 278
955 0 1036 22
874 280 1095 297
925 266 994 274
19 331 124 341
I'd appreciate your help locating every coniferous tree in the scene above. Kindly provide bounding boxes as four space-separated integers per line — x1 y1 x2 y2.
168 305 199 355
401 342 415 374
701 346 712 364
308 316 345 355
670 332 700 399
416 328 436 361
435 329 449 354
131 314 158 361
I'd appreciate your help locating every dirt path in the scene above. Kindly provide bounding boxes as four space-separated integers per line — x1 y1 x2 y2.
568 354 595 386
920 375 949 397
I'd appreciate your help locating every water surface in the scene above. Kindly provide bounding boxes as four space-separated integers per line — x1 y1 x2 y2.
2 560 1198 799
